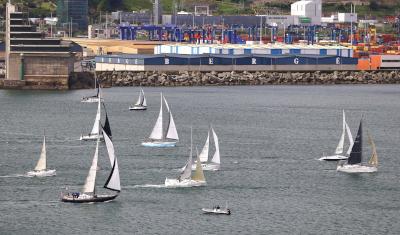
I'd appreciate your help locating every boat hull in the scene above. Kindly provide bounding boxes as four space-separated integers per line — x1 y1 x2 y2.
191 163 220 171
27 169 56 177
165 178 206 188
142 141 176 147
337 164 377 173
81 97 103 103
61 193 118 203
80 134 103 141
319 155 348 161
202 208 231 215
129 106 147 111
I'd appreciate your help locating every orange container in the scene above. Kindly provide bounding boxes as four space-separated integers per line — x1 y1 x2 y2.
357 58 370 70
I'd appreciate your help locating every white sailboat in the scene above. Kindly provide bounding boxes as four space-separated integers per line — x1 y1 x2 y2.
142 93 179 147
61 129 121 203
81 76 103 103
165 128 206 187
337 119 378 173
27 133 56 177
190 127 220 171
129 88 147 110
319 110 354 161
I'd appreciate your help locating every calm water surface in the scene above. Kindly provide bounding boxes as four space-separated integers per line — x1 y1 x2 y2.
0 85 400 234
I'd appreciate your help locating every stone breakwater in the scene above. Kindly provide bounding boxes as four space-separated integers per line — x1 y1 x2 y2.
92 70 400 87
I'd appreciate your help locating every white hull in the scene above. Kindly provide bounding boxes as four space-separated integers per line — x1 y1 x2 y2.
27 169 56 177
129 105 147 110
165 178 206 188
337 164 377 173
191 163 220 171
202 208 231 215
80 134 103 141
142 140 176 147
81 97 103 103
319 154 348 161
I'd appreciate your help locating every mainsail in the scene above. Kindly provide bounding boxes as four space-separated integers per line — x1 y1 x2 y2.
367 131 378 167
34 135 46 171
192 151 206 182
82 137 100 193
334 110 346 154
142 89 147 106
163 96 179 140
211 128 220 164
199 131 210 163
103 130 121 192
348 120 362 165
134 89 143 106
90 97 101 135
149 94 163 140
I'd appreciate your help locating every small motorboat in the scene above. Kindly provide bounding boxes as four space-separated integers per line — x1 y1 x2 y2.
202 205 231 215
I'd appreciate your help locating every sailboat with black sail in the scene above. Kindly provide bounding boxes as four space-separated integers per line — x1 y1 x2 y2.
61 129 121 203
337 119 378 173
142 93 179 147
129 88 147 110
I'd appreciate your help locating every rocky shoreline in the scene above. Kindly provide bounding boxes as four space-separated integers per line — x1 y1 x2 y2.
77 70 400 88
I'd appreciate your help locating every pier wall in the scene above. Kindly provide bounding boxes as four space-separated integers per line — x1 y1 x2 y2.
93 70 400 87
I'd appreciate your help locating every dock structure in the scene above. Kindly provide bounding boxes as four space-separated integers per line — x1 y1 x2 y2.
4 2 74 90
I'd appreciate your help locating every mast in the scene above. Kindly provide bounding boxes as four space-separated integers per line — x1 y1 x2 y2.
347 120 362 165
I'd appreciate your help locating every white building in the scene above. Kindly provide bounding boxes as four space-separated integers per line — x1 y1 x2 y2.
291 0 322 25
322 13 357 24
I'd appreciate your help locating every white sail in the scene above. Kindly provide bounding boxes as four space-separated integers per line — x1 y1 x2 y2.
34 135 46 171
149 94 163 140
211 128 220 164
199 131 210 162
345 122 354 155
163 96 179 140
103 130 121 192
142 89 147 106
90 97 101 135
334 110 346 154
134 89 143 105
82 138 99 194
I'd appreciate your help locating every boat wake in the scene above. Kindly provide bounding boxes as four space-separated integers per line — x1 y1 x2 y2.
130 184 166 189
0 173 33 178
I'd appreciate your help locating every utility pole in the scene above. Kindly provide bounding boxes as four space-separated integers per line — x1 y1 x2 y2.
350 3 354 46
259 15 262 44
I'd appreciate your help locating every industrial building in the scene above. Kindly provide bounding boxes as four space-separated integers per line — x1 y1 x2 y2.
4 2 74 89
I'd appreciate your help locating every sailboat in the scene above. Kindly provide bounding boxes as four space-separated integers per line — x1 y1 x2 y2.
81 76 103 103
27 133 56 177
142 93 179 147
319 110 354 161
337 119 378 173
61 129 121 203
190 127 220 171
129 88 147 110
165 128 206 187
80 94 112 141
